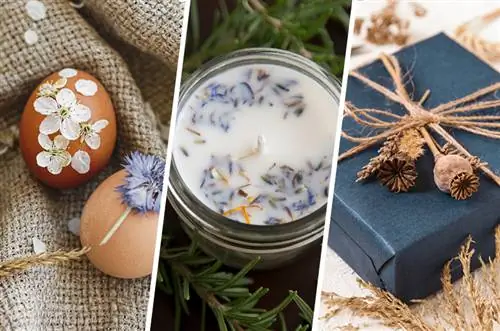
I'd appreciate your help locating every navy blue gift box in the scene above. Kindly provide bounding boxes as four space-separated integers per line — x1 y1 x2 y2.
329 33 500 302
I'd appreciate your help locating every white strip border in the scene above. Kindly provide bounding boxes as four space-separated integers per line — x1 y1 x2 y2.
144 1 192 329
311 0 359 329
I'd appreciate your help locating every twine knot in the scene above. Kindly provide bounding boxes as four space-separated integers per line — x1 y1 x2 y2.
412 107 441 124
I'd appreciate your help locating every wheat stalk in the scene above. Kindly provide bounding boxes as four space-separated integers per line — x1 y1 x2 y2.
322 227 500 330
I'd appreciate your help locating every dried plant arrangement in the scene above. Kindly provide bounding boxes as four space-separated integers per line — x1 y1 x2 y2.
321 227 500 330
340 53 500 200
355 0 428 47
365 0 410 46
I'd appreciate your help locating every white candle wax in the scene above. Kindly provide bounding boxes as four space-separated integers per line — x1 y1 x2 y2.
173 64 337 225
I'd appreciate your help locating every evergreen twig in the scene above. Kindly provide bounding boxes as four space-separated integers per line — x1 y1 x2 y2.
184 0 350 77
157 241 313 330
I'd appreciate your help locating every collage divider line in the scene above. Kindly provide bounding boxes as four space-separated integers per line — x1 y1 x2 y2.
311 1 359 328
144 1 192 329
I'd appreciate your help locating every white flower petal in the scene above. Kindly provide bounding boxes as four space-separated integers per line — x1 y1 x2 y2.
32 237 47 254
75 79 98 96
34 97 58 115
68 217 81 236
61 151 72 167
47 158 63 175
26 0 46 21
92 119 109 132
85 134 100 150
39 115 61 135
37 133 52 150
56 88 76 107
71 104 91 123
36 151 51 167
53 135 69 149
38 83 56 97
59 68 78 78
24 29 38 45
53 78 67 89
71 150 90 174
61 118 81 140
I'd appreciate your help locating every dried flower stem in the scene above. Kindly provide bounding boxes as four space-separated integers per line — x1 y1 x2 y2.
419 127 441 159
100 206 133 246
0 247 90 278
321 279 434 331
322 227 500 330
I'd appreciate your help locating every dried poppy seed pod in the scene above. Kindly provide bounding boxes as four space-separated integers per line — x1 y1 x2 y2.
433 154 473 193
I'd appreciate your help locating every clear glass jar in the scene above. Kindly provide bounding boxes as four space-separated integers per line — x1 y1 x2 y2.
168 48 341 269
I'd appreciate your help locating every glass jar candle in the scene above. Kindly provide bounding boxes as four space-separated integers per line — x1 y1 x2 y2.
168 48 341 269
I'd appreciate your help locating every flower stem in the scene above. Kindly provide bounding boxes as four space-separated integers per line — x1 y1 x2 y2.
100 206 132 246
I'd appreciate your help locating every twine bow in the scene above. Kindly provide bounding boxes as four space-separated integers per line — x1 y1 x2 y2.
340 53 500 186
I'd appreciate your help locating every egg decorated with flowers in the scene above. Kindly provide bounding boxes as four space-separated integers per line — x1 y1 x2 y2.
80 152 165 279
20 68 117 189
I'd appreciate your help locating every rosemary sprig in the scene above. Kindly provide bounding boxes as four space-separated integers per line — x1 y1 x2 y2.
157 239 313 330
184 0 350 77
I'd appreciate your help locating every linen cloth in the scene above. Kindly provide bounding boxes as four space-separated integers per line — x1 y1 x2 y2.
0 0 183 329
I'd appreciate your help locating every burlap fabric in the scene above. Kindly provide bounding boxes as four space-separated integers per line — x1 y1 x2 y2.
0 0 183 329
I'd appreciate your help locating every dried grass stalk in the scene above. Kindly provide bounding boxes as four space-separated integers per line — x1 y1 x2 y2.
322 227 500 330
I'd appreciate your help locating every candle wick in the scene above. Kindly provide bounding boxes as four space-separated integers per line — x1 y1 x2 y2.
256 135 265 154
238 135 266 160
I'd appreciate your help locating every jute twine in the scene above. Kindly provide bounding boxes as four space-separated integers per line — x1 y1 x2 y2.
340 53 500 185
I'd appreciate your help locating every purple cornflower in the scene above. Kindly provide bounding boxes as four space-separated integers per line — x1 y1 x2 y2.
117 151 166 213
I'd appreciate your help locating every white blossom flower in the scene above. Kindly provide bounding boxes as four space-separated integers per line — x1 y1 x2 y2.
71 150 91 174
34 88 91 140
75 79 98 96
37 78 67 97
80 119 109 150
59 68 78 78
36 134 71 175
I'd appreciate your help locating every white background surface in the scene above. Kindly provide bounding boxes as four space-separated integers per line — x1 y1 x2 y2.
315 1 500 330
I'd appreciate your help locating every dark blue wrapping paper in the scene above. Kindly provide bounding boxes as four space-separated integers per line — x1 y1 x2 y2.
329 33 500 302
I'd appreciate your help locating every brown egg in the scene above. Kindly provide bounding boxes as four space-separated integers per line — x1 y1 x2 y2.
20 69 117 189
80 170 159 279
